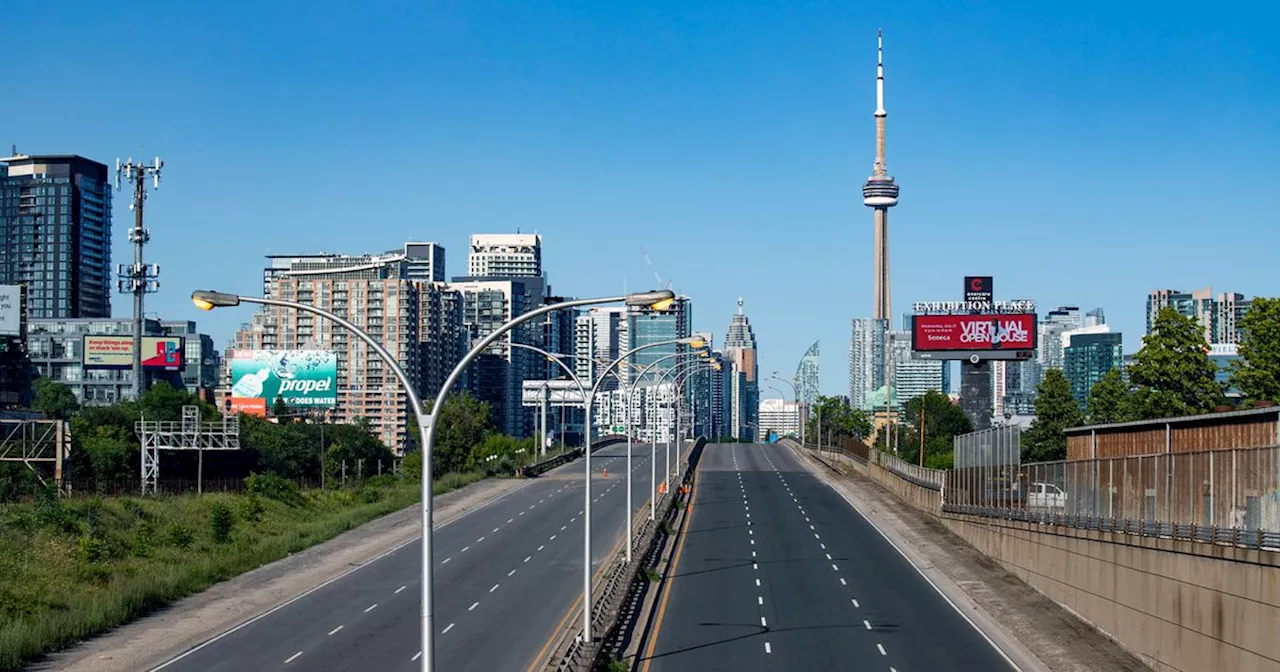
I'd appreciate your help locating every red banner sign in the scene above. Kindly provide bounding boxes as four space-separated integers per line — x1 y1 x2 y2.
912 313 1037 351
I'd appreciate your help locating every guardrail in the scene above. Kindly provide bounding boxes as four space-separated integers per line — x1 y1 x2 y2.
524 437 626 478
943 503 1280 551
871 450 945 491
802 441 868 466
541 438 703 672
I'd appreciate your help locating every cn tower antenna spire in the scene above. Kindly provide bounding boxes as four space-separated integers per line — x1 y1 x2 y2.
876 28 886 119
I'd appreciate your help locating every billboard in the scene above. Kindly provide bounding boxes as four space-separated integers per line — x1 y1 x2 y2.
964 276 993 303
83 336 185 370
228 349 337 408
912 314 1037 355
0 285 24 336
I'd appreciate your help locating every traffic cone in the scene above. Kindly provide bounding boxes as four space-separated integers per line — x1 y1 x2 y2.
602 467 608 478
659 481 667 494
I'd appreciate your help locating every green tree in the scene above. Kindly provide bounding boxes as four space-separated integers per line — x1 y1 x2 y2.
136 381 219 422
1086 368 1131 424
899 390 972 464
1231 297 1280 405
1127 307 1224 419
434 393 493 474
271 395 290 420
805 395 873 443
31 377 80 420
1022 369 1083 462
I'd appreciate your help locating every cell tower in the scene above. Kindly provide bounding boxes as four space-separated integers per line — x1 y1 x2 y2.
115 157 163 400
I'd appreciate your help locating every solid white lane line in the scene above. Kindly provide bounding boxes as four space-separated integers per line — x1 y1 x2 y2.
878 643 887 656
285 652 302 664
443 623 455 634
490 583 500 593
328 626 343 636
469 601 480 611
364 604 377 613
395 585 406 594
508 569 517 576
765 642 772 654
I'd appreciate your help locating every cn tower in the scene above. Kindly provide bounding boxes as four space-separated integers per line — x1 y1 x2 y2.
862 29 899 321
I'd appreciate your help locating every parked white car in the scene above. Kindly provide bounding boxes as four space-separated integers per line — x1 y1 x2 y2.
1027 482 1067 510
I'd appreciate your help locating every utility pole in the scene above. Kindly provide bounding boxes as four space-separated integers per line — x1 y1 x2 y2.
115 157 164 401
919 405 926 467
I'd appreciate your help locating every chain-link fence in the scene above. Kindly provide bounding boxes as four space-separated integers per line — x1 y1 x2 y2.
940 426 1280 550
946 426 1023 508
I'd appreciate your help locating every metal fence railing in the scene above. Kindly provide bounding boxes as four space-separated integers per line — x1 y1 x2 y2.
942 445 1280 551
872 450 945 491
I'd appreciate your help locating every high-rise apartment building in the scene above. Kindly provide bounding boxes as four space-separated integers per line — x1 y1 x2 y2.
849 317 887 411
794 341 820 408
687 331 716 439
1 154 112 319
467 233 542 278
629 296 692 378
1064 332 1124 408
574 306 628 394
888 331 945 411
1146 288 1250 345
724 299 759 441
450 277 543 437
27 317 188 405
230 247 465 450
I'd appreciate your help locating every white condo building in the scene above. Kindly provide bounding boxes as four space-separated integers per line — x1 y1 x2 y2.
758 397 801 439
468 233 542 278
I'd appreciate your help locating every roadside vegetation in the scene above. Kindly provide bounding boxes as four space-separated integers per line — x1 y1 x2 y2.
0 382 544 671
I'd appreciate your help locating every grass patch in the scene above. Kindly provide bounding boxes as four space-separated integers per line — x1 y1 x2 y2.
0 478 434 672
432 470 488 496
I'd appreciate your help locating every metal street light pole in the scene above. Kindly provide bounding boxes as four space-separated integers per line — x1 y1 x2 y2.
630 352 707 520
769 374 801 445
669 362 714 484
650 357 715 503
193 288 674 672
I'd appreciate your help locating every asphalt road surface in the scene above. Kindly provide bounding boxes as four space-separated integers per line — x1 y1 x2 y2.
156 441 672 672
640 443 1015 672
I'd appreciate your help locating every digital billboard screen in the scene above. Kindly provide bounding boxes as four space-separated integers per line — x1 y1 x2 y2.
912 314 1037 352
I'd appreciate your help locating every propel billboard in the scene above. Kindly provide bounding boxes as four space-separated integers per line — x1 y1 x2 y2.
228 349 337 408
912 314 1037 352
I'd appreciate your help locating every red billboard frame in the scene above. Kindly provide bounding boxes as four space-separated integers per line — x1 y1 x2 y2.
911 313 1037 352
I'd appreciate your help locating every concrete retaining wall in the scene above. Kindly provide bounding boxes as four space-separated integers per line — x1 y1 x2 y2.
864 460 1280 672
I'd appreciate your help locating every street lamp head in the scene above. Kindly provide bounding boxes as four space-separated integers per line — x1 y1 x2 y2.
624 289 677 310
677 336 705 348
191 290 240 311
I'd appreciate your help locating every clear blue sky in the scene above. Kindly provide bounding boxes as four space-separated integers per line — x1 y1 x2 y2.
6 1 1279 396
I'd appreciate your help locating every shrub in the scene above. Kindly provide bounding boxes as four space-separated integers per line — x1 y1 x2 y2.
77 533 108 563
131 520 156 557
209 502 235 544
239 494 265 523
165 523 194 549
244 472 304 507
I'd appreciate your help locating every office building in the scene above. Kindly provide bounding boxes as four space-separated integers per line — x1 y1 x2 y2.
1146 288 1251 345
794 340 820 409
418 283 465 402
758 397 801 440
629 296 692 380
890 330 946 411
724 299 759 441
1064 332 1124 408
849 317 887 411
575 307 628 394
468 233 542 278
686 331 716 439
159 320 220 396
1 154 112 319
26 317 188 406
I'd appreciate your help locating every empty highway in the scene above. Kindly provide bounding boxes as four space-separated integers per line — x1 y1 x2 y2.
640 443 1014 672
155 441 667 672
